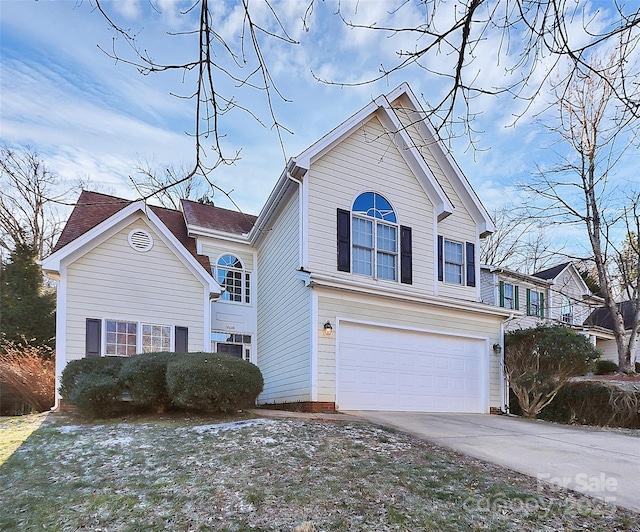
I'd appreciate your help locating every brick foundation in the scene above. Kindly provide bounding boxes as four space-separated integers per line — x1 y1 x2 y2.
57 399 77 412
489 407 504 415
258 401 336 413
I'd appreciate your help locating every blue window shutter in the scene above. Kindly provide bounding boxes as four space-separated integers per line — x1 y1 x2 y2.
466 242 475 287
514 285 520 310
499 281 505 307
85 318 101 358
437 236 444 282
175 326 188 353
540 292 545 318
400 225 412 285
337 208 350 272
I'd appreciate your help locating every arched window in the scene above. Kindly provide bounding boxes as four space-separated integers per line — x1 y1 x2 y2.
351 192 398 280
216 254 250 303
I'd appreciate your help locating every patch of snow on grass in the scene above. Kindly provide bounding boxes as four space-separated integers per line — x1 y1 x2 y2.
184 418 274 434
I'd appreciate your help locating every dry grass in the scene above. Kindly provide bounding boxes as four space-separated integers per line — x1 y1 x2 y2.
0 412 637 531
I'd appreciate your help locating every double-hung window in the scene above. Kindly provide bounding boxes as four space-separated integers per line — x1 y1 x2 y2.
499 281 519 310
437 236 476 287
100 320 179 356
561 297 573 324
526 289 545 317
216 254 250 304
351 192 398 281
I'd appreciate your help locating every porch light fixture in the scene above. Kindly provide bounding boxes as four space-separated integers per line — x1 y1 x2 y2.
323 321 333 336
493 343 502 354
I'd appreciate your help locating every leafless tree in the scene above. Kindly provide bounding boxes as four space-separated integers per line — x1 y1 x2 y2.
132 162 210 210
0 147 68 259
319 0 640 145
524 50 640 373
481 207 564 273
93 0 297 202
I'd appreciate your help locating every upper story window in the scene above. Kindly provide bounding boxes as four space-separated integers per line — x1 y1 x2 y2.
336 194 412 285
216 254 250 304
561 296 573 324
351 192 398 281
500 282 518 309
438 237 476 287
527 289 545 317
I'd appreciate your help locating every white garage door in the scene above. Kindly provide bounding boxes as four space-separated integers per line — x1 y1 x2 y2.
337 322 486 412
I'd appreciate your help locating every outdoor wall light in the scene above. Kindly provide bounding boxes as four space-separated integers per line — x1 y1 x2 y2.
493 343 502 354
323 321 333 336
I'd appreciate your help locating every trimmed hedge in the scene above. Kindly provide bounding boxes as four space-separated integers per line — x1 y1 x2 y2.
119 352 173 411
167 353 264 412
594 359 618 375
60 352 264 417
59 357 127 418
539 380 640 428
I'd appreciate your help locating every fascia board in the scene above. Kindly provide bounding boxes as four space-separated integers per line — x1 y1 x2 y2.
399 89 495 237
249 165 294 244
376 103 454 221
186 224 251 245
42 201 221 295
295 98 385 170
143 208 221 295
488 266 554 287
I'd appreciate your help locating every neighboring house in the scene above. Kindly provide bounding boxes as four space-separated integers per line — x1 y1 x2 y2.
584 300 639 363
481 262 610 348
42 83 513 414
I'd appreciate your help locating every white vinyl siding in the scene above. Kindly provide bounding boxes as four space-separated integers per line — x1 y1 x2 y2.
306 116 435 294
394 103 479 300
316 289 503 410
64 218 206 362
256 189 311 404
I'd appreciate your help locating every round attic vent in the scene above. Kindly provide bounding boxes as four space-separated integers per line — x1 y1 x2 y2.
128 229 153 252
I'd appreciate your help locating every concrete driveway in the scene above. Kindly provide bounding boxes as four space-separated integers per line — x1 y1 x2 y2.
344 411 640 513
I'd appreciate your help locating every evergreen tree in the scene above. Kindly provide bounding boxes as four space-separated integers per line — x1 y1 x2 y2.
0 241 55 350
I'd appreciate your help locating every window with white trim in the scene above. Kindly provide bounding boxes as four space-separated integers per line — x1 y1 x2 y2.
561 296 573 324
351 192 397 280
216 254 250 303
104 320 174 356
141 324 172 352
211 332 252 361
444 239 464 284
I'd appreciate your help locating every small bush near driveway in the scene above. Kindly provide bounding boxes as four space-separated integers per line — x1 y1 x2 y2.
505 325 600 419
166 352 264 412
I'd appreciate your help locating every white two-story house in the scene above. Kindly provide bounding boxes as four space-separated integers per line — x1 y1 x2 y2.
42 83 513 413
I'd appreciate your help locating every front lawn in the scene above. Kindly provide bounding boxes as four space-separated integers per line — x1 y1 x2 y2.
0 412 636 531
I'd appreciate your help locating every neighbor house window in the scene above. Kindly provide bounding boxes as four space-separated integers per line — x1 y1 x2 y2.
527 289 545 317
561 297 573 324
216 254 250 303
212 332 252 361
499 282 519 310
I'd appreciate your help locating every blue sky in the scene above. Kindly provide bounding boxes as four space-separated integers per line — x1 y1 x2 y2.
0 0 635 255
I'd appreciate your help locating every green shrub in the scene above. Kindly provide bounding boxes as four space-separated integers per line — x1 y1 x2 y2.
60 357 125 401
69 373 125 418
119 352 174 412
594 359 618 375
540 380 640 428
166 353 264 412
505 325 600 418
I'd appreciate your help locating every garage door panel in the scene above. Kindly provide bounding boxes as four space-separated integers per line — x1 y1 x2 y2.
337 323 486 413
